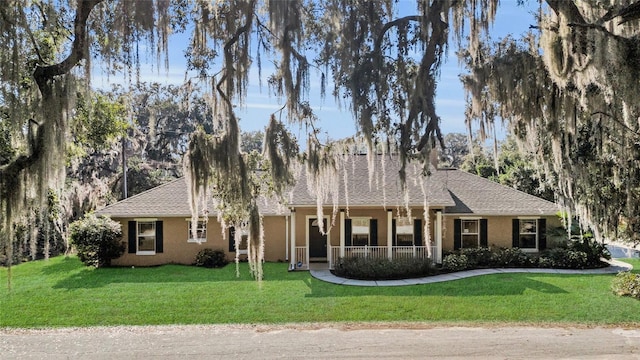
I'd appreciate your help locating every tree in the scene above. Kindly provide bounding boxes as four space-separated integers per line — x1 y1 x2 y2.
439 133 470 168
463 1 640 243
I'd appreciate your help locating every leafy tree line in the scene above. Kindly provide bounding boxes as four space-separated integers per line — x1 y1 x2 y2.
440 133 555 202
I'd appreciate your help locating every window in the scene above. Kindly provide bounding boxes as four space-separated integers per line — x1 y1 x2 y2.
229 226 248 254
461 220 479 248
137 221 156 254
396 217 414 246
351 218 370 246
519 219 537 249
188 220 207 243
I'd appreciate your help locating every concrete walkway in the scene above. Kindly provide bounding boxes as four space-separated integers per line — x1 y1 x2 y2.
310 259 633 286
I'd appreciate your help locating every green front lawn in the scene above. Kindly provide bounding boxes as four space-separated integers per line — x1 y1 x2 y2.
2 256 640 327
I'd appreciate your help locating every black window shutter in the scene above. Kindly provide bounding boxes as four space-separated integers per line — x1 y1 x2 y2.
155 221 163 253
454 219 461 250
229 226 236 252
480 219 488 248
414 219 423 246
538 218 547 250
345 219 352 246
512 219 520 248
370 219 378 246
128 221 136 254
392 219 396 246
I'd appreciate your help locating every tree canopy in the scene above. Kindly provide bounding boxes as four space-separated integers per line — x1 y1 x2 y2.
3 0 640 279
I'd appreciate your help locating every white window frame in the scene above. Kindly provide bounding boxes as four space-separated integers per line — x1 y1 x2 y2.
136 220 156 255
518 218 538 252
395 216 414 246
187 219 208 243
351 217 370 246
236 228 249 255
461 219 480 248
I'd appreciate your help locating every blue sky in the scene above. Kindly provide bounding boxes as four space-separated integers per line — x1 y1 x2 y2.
93 1 537 141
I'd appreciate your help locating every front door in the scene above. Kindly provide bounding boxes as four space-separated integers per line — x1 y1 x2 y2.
309 218 327 258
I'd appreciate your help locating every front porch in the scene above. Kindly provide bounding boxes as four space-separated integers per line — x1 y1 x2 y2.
294 245 438 270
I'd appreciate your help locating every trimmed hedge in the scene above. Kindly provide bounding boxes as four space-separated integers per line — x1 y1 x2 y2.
333 256 433 280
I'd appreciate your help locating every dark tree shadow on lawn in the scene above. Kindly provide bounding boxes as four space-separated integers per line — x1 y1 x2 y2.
46 258 304 289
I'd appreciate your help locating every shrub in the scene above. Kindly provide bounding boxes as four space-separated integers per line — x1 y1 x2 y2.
566 237 610 268
490 248 536 268
460 247 493 267
442 254 469 272
540 248 587 269
612 272 640 299
69 214 124 268
194 248 228 268
332 256 432 280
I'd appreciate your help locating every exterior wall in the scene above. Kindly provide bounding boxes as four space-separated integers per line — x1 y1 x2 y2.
112 216 287 266
442 214 562 252
292 207 435 248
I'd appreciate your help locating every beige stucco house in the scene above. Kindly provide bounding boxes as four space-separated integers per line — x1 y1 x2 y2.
96 155 561 269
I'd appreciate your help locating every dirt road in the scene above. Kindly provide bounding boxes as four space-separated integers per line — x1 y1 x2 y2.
2 324 640 359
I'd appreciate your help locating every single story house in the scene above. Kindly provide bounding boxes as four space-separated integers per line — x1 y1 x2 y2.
96 154 560 269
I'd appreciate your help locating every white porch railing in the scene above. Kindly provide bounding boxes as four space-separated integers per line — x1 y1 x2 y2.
328 245 438 269
294 246 308 270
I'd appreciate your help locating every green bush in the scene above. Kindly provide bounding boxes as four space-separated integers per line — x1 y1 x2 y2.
539 237 610 269
567 237 610 267
460 247 493 267
69 214 124 268
442 254 469 272
489 248 536 268
333 256 432 280
612 272 640 299
194 248 228 268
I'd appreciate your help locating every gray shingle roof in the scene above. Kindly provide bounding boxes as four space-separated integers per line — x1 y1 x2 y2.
435 169 559 215
96 155 558 217
287 154 455 207
96 177 288 218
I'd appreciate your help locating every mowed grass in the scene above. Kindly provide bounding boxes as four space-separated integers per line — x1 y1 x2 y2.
2 256 640 327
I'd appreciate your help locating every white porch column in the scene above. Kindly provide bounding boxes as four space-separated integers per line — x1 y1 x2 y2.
290 209 296 270
435 210 443 264
387 209 393 260
285 215 289 261
339 210 345 258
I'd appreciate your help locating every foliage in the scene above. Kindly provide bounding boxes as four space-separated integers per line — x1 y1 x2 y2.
442 254 470 272
464 2 640 243
540 236 610 269
489 248 536 268
439 133 470 168
194 248 229 268
612 272 640 300
69 214 124 268
333 256 433 280
459 247 493 267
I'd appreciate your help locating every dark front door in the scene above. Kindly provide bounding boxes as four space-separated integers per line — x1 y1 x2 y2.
309 218 327 258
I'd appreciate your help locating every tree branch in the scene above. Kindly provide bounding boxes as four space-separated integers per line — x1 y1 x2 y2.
33 0 103 96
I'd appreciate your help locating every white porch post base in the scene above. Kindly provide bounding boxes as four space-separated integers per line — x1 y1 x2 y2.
387 210 393 260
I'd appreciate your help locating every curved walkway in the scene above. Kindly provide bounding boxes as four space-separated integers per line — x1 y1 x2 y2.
310 259 633 287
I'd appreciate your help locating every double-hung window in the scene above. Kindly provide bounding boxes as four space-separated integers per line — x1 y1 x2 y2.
188 219 207 243
137 221 156 254
396 217 414 246
461 219 479 248
518 219 537 250
351 217 370 246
